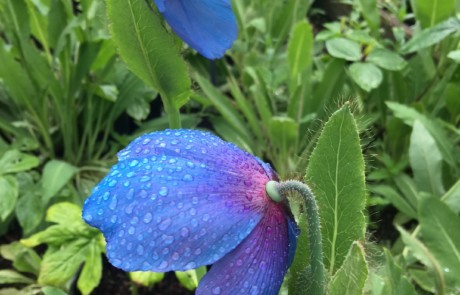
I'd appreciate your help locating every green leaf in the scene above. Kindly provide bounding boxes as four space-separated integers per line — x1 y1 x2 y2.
381 248 418 295
358 0 380 34
41 160 78 205
0 270 34 284
15 190 44 235
367 48 407 71
21 224 90 247
175 266 207 291
419 197 460 289
305 105 366 274
369 185 416 218
195 74 251 145
397 226 446 293
325 38 362 61
46 202 85 225
77 240 103 295
0 242 41 275
328 242 368 295
409 121 444 196
94 84 119 102
442 179 460 213
268 116 298 174
386 102 455 167
130 271 164 287
288 21 313 82
401 18 459 53
349 62 383 92
38 239 89 286
0 175 18 221
41 286 68 295
0 150 39 175
411 0 456 28
106 0 190 110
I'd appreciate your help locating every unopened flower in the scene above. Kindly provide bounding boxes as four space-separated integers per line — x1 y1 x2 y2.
83 129 298 294
153 0 237 59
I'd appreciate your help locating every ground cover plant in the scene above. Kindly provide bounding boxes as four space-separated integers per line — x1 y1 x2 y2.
0 0 459 294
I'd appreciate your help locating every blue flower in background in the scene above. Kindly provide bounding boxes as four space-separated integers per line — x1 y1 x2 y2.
153 0 237 59
83 129 298 294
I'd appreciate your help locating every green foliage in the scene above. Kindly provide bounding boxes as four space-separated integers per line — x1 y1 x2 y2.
21 202 103 295
1 0 460 294
105 0 191 128
306 105 366 274
328 242 368 295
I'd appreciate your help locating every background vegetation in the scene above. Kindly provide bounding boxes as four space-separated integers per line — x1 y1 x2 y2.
0 0 459 294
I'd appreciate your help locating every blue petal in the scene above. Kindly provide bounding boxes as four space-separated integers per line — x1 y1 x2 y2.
153 0 237 59
196 204 298 295
83 129 275 272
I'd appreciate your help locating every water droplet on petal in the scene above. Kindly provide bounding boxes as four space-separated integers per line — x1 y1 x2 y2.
189 208 196 216
162 234 174 244
159 218 172 230
159 187 168 196
108 180 117 187
159 261 168 269
137 245 144 255
129 160 139 167
143 213 153 223
180 227 190 237
172 252 180 260
186 261 196 269
183 174 193 181
109 195 118 210
236 259 243 266
186 161 195 168
140 175 151 182
212 287 221 294
128 226 135 235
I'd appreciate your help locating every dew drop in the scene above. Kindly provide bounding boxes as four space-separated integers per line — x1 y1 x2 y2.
194 248 202 255
180 227 190 237
137 245 144 255
172 252 180 260
186 261 196 269
143 213 153 223
191 197 199 205
84 213 93 222
123 181 130 187
186 161 195 168
183 174 194 181
159 261 168 269
202 214 210 222
157 167 163 172
169 159 177 164
103 192 110 200
129 160 139 167
108 180 117 187
140 175 151 182
162 234 174 244
236 259 243 266
130 216 139 224
159 218 172 230
128 226 135 235
212 287 221 294
110 215 117 223
189 208 197 216
159 187 169 197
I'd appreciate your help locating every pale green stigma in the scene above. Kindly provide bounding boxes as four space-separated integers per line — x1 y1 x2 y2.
265 181 283 202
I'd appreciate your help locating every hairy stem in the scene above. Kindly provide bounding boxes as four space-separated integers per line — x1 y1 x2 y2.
277 180 325 295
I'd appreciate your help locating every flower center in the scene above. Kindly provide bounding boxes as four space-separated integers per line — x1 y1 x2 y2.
265 181 283 202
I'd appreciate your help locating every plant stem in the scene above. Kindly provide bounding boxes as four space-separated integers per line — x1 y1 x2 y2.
277 180 325 295
162 95 181 129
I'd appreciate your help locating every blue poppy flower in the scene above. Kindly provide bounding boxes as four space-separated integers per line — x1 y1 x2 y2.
82 129 299 294
153 0 237 59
